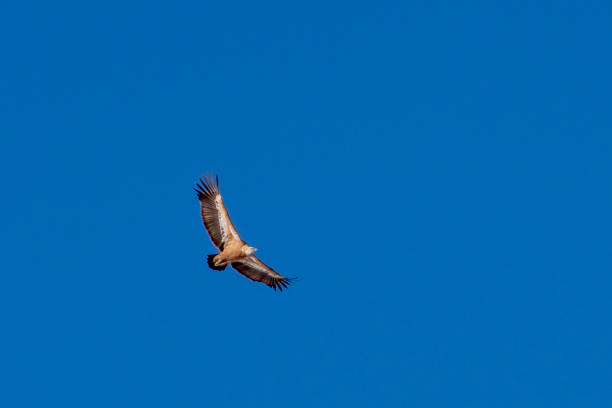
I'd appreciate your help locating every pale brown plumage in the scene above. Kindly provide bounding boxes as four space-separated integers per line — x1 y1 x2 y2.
195 173 294 291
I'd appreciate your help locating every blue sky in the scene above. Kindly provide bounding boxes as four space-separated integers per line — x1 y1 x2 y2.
1 1 611 407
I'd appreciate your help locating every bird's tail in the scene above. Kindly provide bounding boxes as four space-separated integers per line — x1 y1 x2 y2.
207 254 227 271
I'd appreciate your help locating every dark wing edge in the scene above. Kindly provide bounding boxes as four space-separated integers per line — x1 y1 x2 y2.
194 172 225 250
231 256 296 291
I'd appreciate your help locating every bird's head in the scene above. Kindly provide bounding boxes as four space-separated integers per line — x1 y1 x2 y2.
243 246 257 255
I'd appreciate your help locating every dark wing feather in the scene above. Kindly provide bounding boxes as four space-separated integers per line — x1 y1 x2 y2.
231 255 295 291
194 173 239 250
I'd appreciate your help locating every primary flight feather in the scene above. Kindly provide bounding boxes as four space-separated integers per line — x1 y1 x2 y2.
195 173 294 291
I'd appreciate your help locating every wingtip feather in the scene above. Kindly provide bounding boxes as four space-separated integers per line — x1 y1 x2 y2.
195 172 222 199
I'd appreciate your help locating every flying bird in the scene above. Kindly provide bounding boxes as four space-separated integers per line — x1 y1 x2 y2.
195 173 294 291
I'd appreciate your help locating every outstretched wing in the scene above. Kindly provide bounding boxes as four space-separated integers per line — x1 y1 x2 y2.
231 255 294 291
195 173 240 250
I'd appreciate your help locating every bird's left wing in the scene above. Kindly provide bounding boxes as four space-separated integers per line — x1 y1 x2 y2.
231 255 294 291
195 173 240 250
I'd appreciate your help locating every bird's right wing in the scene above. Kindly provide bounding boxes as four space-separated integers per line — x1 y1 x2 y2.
195 173 240 250
231 255 294 291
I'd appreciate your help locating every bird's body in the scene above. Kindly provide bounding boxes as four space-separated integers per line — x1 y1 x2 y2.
195 173 293 291
210 239 253 268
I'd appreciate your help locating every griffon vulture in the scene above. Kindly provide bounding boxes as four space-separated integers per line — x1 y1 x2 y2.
195 173 294 291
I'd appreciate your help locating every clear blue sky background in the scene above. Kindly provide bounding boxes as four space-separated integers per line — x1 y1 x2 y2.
1 1 611 407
